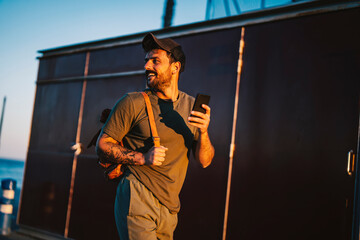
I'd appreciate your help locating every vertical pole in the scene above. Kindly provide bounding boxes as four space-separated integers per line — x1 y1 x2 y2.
205 0 212 20
232 0 241 15
224 0 231 16
222 27 245 240
64 52 90 238
163 0 175 28
260 0 266 9
0 96 6 147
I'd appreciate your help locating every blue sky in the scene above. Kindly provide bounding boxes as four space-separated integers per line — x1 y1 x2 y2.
0 0 290 160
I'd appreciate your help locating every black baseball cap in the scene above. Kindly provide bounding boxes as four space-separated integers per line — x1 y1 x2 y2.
142 33 186 72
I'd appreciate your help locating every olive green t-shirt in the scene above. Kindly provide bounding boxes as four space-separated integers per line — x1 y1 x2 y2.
103 90 198 213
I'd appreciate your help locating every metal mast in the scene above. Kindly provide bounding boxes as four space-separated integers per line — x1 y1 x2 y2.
0 96 6 147
163 0 175 28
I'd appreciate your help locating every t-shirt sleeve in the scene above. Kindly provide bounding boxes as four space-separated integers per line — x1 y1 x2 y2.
102 94 134 143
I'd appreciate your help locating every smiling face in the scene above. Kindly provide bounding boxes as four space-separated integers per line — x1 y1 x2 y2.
144 49 175 92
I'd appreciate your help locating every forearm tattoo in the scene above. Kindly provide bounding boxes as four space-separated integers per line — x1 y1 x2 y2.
97 138 144 165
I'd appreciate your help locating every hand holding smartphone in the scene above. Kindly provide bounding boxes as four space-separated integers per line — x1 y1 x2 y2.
190 94 210 121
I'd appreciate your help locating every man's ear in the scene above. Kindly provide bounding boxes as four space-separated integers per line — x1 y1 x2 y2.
172 61 181 74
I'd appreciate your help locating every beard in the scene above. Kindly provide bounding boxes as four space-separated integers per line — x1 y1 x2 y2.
146 68 172 92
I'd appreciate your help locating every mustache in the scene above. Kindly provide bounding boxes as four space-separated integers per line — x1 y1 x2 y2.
145 70 157 76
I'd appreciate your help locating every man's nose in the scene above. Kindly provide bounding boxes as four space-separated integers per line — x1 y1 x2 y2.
144 60 152 70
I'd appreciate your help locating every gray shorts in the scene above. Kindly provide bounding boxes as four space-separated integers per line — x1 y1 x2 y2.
114 171 178 240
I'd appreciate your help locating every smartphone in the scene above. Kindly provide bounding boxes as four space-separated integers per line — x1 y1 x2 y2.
192 94 210 114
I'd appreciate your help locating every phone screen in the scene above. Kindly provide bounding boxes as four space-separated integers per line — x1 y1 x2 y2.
192 94 210 114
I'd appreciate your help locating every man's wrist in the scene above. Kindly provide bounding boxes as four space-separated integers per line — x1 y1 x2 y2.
199 129 209 136
137 152 146 165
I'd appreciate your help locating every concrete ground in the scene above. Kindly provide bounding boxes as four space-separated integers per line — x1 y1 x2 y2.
0 227 69 240
0 231 38 240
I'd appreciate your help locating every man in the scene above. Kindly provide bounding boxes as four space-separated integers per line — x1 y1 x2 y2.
96 33 214 240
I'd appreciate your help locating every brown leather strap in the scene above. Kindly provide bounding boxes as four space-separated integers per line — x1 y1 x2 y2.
141 92 160 147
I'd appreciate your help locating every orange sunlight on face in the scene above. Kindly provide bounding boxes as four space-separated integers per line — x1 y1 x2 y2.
144 49 173 91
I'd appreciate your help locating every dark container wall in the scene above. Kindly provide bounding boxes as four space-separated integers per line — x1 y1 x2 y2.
227 8 360 240
88 44 145 75
27 83 83 152
20 53 86 235
20 151 74 234
174 28 241 240
37 53 86 81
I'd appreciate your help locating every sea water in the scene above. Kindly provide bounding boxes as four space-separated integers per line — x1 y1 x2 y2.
0 159 24 189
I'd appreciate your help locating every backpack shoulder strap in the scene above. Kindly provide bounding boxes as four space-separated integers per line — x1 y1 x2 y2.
140 92 160 147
